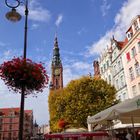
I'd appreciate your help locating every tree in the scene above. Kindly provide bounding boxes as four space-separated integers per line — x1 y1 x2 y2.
48 76 117 132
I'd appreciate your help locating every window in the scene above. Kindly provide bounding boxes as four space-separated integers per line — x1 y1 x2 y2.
132 85 137 96
106 60 109 68
9 117 12 123
118 61 121 71
126 52 131 61
138 83 140 92
131 47 136 57
13 132 16 136
120 75 124 87
0 118 2 124
101 67 103 74
114 52 117 59
8 132 11 139
0 124 2 130
135 62 140 76
9 124 12 130
116 79 119 90
123 93 126 100
127 32 132 40
103 64 106 71
134 21 139 31
138 42 140 52
114 65 117 75
129 67 135 81
108 75 111 84
118 95 121 101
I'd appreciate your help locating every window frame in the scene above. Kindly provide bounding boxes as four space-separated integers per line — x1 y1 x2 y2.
135 62 140 77
132 85 137 96
131 46 137 58
129 67 135 81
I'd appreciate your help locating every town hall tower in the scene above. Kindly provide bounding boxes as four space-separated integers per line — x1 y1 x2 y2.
50 36 63 90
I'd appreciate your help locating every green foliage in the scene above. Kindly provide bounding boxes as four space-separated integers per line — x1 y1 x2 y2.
48 76 117 132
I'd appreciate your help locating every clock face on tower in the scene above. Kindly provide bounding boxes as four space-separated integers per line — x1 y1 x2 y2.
54 68 60 76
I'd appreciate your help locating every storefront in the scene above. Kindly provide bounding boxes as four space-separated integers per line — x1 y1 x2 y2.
44 131 109 140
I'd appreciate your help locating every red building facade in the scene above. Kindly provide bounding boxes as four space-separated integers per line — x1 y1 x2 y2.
0 108 33 140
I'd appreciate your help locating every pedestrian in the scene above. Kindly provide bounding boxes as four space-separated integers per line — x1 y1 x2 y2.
126 129 133 140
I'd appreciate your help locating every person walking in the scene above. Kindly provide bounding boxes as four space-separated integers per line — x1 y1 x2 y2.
126 129 133 140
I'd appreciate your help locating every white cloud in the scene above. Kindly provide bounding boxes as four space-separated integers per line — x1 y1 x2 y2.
0 41 7 47
72 61 91 70
31 23 39 30
0 49 20 64
63 61 93 86
63 68 80 86
77 28 87 35
55 14 63 27
101 0 111 17
18 0 51 22
87 0 140 56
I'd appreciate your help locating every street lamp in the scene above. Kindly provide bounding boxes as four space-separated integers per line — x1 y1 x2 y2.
5 0 29 140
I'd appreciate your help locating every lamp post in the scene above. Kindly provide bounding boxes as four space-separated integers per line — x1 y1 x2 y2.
5 0 29 140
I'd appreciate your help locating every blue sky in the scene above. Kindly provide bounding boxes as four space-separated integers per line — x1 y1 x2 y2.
0 0 140 125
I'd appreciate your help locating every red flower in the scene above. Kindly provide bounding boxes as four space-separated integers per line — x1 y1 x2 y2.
58 119 68 129
0 57 49 94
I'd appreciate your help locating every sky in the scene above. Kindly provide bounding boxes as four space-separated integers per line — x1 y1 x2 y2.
0 0 140 125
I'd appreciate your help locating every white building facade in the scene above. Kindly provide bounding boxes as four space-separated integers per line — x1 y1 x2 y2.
96 15 140 101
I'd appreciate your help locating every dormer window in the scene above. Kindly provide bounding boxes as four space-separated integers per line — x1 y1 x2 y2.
127 32 133 40
112 41 117 48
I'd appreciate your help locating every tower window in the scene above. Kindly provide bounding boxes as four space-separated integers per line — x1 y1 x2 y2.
56 79 58 88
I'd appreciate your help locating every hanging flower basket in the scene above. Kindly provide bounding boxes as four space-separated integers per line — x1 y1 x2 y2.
0 57 49 94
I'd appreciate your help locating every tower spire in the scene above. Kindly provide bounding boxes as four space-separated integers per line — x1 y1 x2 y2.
52 35 61 66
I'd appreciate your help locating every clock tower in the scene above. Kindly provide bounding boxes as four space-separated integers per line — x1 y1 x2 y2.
50 36 63 90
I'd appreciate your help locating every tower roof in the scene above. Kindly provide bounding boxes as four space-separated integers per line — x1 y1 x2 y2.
52 36 62 67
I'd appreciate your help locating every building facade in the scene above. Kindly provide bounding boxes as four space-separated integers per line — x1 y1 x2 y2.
39 124 50 135
121 15 140 99
94 15 140 101
110 37 128 101
0 108 33 140
98 47 113 86
50 36 63 90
